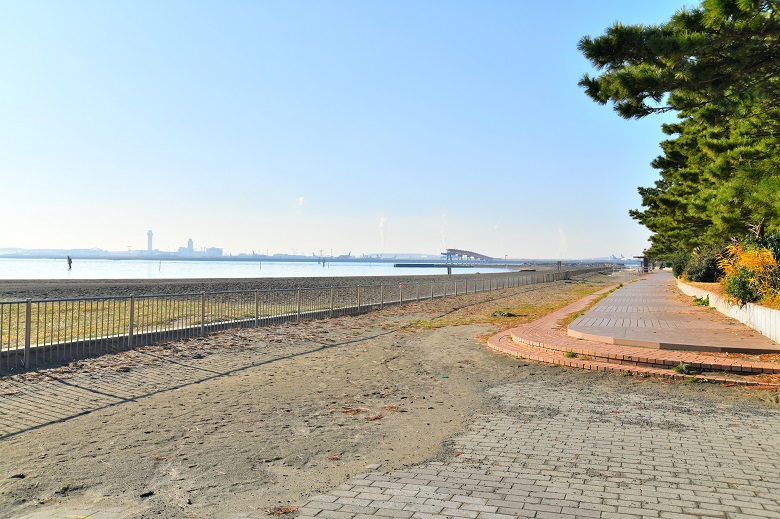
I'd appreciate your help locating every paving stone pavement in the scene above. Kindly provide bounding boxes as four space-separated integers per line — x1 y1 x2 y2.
296 380 780 519
568 271 780 353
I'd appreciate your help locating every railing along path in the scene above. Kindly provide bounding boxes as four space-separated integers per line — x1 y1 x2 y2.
0 268 605 373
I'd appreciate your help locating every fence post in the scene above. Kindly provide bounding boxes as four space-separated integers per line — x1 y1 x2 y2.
399 284 403 305
296 289 301 321
254 290 259 327
416 283 420 301
380 285 384 309
24 299 31 369
128 295 135 348
201 292 206 336
430 281 434 300
455 281 458 297
330 287 334 317
357 286 361 314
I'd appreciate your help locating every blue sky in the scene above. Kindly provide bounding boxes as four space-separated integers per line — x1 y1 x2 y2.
1 1 690 259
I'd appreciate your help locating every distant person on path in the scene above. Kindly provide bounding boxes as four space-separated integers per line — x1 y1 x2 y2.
67 256 72 270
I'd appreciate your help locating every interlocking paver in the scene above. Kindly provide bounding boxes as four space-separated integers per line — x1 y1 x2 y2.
568 272 780 353
297 378 780 518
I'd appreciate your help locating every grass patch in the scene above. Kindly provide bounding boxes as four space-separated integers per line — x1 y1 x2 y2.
405 281 614 333
672 362 692 375
406 319 434 329
564 351 577 358
1 293 333 349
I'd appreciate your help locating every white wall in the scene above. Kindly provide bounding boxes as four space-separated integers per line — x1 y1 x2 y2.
677 279 780 343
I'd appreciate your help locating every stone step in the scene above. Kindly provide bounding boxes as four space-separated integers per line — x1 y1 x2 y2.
488 331 780 387
511 327 780 375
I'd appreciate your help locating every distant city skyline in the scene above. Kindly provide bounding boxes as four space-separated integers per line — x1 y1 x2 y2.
0 236 635 261
1 1 688 259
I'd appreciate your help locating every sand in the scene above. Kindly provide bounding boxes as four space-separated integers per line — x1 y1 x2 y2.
0 268 559 301
2 270 775 518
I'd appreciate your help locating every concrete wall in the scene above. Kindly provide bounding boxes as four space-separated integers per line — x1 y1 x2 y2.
677 279 780 343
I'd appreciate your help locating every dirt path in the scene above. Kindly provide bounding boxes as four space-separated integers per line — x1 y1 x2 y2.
1 271 776 518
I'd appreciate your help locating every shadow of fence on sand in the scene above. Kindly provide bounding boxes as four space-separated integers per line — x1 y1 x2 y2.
0 329 397 440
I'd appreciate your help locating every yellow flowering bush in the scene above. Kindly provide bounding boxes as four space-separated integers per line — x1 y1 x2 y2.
718 242 780 306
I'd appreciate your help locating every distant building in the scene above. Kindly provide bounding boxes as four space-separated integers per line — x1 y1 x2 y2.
178 238 196 256
168 237 223 258
147 230 153 252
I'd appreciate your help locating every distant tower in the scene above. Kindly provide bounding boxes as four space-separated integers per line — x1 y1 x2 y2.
147 230 153 252
187 238 194 251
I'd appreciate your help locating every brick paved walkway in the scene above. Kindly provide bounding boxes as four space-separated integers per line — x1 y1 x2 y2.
568 272 780 353
488 272 780 386
297 380 780 519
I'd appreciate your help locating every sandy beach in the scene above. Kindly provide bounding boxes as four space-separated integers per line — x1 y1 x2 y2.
0 267 559 301
2 270 776 518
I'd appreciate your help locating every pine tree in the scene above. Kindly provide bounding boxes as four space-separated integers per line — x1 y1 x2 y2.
579 0 780 257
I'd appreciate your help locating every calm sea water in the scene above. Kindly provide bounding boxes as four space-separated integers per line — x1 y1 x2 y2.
0 258 511 280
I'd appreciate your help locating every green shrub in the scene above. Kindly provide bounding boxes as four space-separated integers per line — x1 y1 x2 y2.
762 232 780 260
684 248 721 282
724 266 761 306
672 362 691 374
670 251 690 278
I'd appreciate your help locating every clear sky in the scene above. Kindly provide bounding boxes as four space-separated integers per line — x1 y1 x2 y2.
1 0 691 259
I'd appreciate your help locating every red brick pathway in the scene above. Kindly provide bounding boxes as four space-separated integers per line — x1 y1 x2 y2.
569 271 780 353
487 272 780 386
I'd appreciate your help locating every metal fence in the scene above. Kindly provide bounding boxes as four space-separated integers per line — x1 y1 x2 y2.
0 267 606 374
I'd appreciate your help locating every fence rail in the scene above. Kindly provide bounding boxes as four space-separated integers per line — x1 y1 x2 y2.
0 268 606 374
